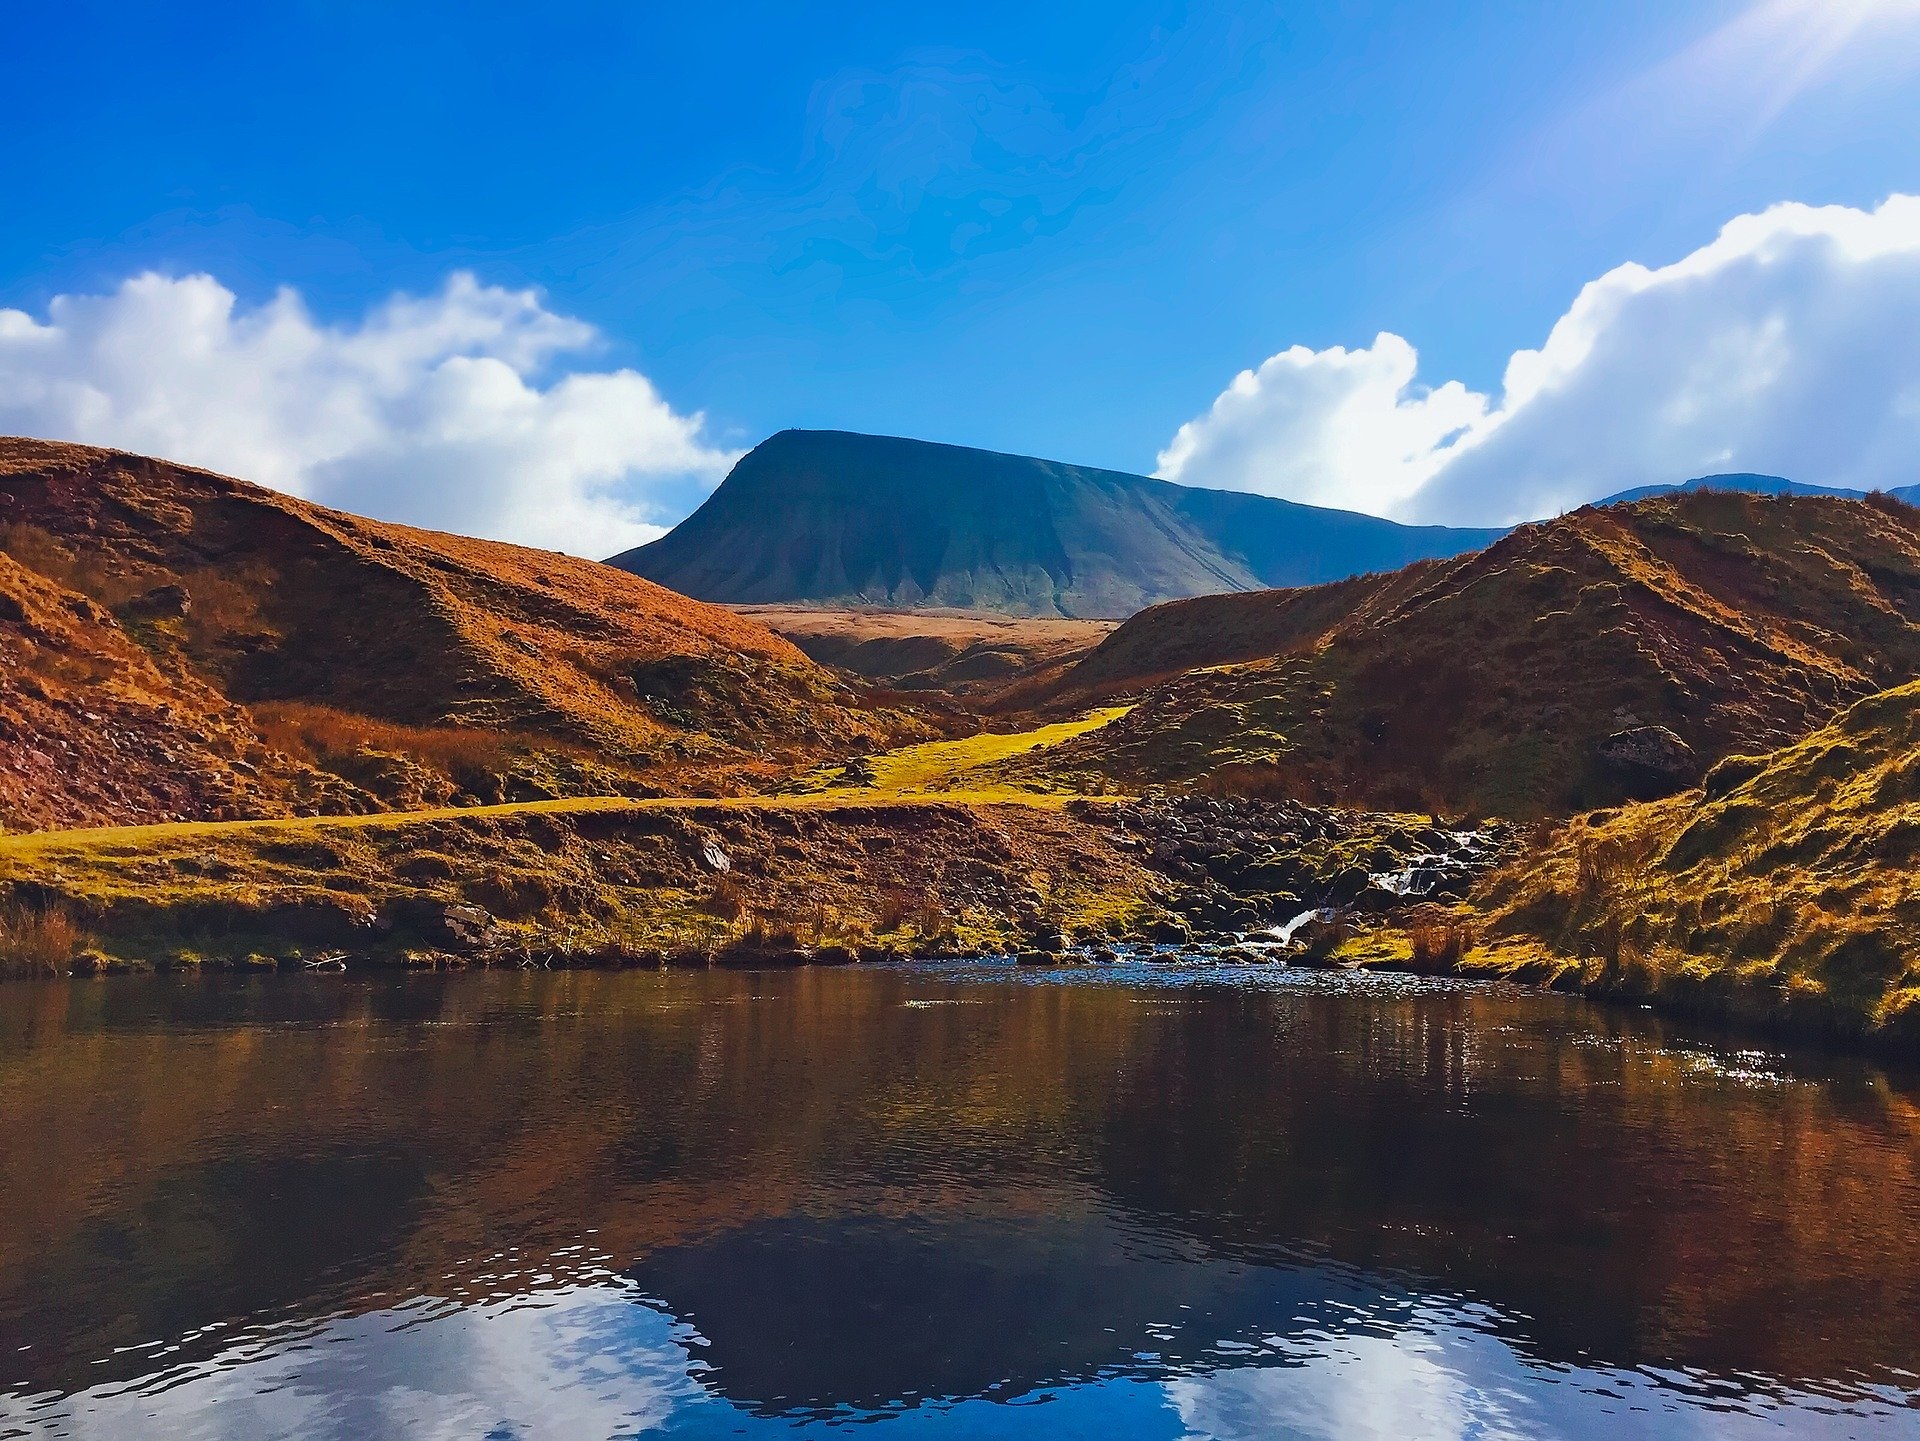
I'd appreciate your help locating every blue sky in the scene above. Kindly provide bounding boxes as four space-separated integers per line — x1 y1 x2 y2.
5 1 1920 548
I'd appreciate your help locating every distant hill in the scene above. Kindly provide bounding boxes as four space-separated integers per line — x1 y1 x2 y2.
732 606 1112 695
0 438 904 832
1021 491 1920 817
1598 472 1920 507
608 429 1505 620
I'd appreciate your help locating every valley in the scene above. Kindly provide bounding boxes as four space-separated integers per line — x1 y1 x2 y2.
731 604 1112 695
17 17 1920 1436
4 438 1920 1054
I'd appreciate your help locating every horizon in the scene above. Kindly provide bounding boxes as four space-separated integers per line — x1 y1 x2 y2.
5 1 1920 553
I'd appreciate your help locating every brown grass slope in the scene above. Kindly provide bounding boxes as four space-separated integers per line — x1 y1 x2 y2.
1464 679 1920 1048
1029 492 1920 818
0 549 334 831
0 439 910 831
735 605 1113 696
0 797 1167 970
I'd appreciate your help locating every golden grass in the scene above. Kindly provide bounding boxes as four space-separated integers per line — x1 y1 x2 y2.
822 705 1132 797
0 706 1149 971
1462 679 1920 1045
250 702 523 776
0 798 1163 967
0 705 1128 861
0 790 1075 863
0 901 84 976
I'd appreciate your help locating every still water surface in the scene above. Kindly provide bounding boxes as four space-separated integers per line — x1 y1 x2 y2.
1 963 1917 1439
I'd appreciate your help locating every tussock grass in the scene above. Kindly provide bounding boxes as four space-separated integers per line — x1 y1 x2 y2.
251 702 523 777
1464 679 1920 1047
0 901 83 976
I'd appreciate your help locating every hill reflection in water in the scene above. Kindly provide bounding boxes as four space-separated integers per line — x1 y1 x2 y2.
1 964 1916 1438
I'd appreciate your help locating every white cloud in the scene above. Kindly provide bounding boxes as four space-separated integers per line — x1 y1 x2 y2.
0 272 739 555
1159 195 1920 525
1155 333 1488 516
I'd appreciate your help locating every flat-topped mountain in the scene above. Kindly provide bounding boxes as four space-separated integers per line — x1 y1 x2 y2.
607 429 1504 620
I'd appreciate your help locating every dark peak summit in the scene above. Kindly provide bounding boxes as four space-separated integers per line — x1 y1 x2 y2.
607 429 1502 619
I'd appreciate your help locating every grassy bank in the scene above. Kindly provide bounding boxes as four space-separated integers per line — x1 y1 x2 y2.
0 708 1163 974
1359 681 1920 1052
0 795 1170 973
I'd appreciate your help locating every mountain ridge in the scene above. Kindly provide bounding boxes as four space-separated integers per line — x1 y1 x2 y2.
608 429 1505 619
1011 490 1920 817
1597 472 1920 507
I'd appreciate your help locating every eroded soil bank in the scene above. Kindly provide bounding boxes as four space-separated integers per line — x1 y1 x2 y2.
0 794 1506 975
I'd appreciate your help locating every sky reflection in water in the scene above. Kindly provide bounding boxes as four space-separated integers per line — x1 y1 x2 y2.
0 963 1916 1439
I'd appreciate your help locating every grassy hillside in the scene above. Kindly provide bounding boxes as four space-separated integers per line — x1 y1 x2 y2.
0 706 1155 971
611 429 1500 619
0 794 1167 970
0 439 917 831
1459 680 1920 1048
1026 492 1920 818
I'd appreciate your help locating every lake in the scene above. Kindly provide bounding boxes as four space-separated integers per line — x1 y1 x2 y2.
0 962 1916 1439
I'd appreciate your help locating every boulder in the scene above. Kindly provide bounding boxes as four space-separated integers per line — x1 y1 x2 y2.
122 583 192 618
1286 914 1351 964
382 898 507 953
1598 725 1701 797
1144 915 1193 945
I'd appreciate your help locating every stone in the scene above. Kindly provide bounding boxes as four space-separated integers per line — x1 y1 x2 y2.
382 898 506 954
1286 915 1351 962
123 583 191 618
1145 916 1193 945
1598 725 1701 797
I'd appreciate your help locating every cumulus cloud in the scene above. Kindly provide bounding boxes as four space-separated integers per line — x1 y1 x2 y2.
0 272 738 554
1154 333 1488 516
1159 195 1920 525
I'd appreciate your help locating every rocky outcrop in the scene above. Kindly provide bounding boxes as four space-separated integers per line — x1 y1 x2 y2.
1080 794 1512 939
